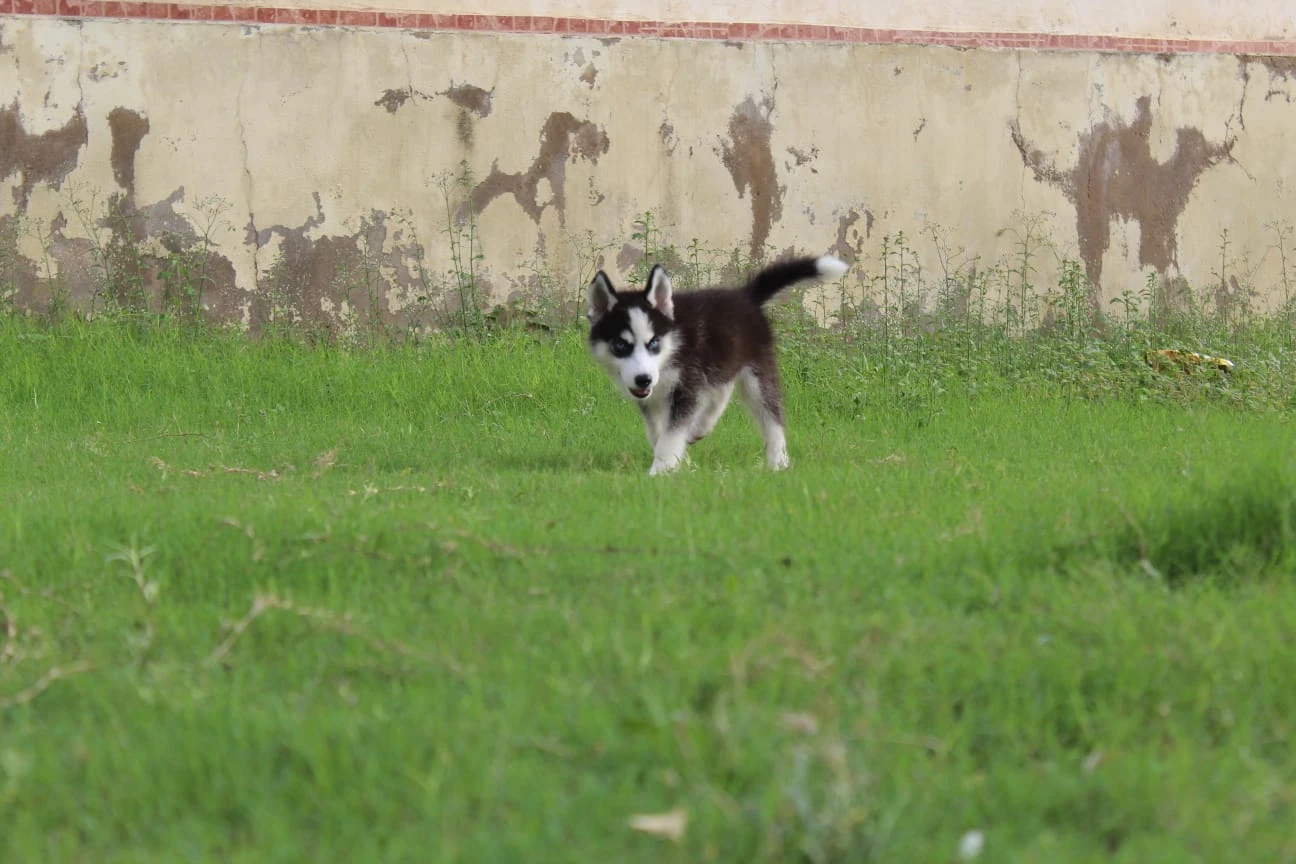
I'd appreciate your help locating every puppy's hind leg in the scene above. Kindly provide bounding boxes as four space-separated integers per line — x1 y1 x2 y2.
738 364 789 470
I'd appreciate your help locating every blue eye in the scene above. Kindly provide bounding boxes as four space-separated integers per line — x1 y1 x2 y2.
647 337 661 353
611 338 632 358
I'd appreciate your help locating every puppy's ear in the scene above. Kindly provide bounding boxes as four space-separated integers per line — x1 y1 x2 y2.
646 265 674 319
587 271 617 323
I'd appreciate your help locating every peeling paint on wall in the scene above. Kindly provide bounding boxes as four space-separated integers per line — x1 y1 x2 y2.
249 205 431 333
0 103 88 208
1012 96 1233 291
441 83 493 117
375 88 414 113
1242 54 1296 102
467 112 609 225
718 96 783 260
3 17 1296 329
829 208 873 265
103 108 241 318
373 83 492 115
0 100 247 322
0 214 40 305
786 145 819 171
658 120 677 156
107 108 149 194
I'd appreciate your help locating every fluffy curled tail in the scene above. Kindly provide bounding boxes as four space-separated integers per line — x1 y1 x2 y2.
744 256 849 306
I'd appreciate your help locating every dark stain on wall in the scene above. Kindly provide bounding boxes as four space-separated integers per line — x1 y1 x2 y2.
374 83 491 116
785 145 819 171
0 214 41 307
441 83 493 118
266 231 365 330
137 188 199 250
444 84 492 147
373 83 493 146
181 247 241 322
108 108 149 194
97 108 163 307
829 208 874 265
129 186 242 322
92 108 237 320
375 88 414 114
45 211 101 307
246 192 326 248
719 96 783 260
1241 55 1296 103
659 120 677 156
88 60 128 82
467 112 609 226
0 104 244 322
1011 96 1232 292
248 207 433 335
615 243 642 274
0 102 88 207
1244 55 1296 81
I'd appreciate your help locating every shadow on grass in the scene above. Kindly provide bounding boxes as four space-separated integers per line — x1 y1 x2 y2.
1050 466 1296 586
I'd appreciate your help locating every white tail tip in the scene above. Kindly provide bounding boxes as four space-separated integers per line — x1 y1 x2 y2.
814 256 848 280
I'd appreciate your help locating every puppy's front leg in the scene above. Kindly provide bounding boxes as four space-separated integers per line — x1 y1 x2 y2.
649 426 689 476
649 389 697 476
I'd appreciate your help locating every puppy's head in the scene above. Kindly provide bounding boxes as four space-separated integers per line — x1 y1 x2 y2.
586 265 677 401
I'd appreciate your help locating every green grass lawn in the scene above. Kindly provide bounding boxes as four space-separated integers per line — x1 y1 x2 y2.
2 317 1295 862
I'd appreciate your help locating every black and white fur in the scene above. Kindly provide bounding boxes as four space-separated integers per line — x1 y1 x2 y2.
586 255 848 476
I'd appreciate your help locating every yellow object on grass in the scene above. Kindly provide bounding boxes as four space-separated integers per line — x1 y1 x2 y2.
1144 349 1234 374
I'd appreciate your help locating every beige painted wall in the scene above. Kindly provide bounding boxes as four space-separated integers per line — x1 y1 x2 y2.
198 0 1296 41
2 15 1295 332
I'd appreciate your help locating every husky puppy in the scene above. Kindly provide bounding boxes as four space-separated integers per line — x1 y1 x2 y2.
586 255 848 475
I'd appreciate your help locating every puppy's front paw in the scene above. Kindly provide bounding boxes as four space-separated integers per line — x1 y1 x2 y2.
649 459 680 477
649 434 689 476
649 451 690 476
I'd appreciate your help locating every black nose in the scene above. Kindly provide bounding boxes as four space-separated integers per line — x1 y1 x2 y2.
634 374 652 388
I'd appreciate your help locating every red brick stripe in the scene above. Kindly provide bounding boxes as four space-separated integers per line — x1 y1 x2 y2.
3 2 1294 56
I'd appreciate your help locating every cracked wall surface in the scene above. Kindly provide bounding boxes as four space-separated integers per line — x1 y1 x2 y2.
2 15 1296 329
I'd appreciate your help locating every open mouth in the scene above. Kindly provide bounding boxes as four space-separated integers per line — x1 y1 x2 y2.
629 386 652 399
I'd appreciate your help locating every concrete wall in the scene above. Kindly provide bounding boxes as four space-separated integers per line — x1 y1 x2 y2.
2 7 1295 331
